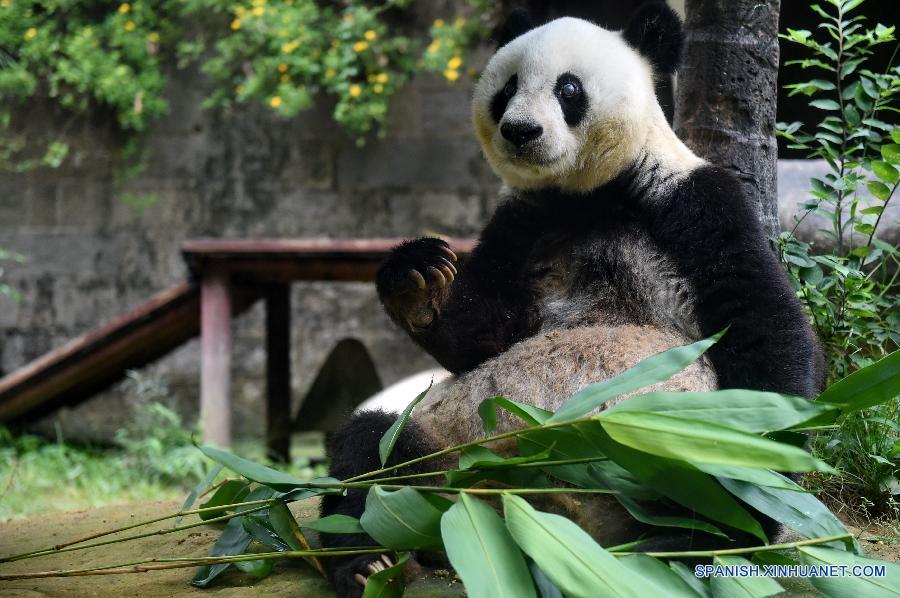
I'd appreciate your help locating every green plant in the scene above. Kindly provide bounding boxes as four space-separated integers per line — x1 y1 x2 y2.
3 337 898 596
0 247 24 301
0 1 495 170
776 0 899 512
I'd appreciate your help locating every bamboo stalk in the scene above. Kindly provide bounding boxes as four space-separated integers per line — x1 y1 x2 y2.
611 533 854 559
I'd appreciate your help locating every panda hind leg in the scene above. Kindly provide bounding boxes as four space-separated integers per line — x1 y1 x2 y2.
321 409 432 597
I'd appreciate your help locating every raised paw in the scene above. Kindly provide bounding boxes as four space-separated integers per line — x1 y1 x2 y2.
331 553 419 597
353 554 396 589
376 237 458 331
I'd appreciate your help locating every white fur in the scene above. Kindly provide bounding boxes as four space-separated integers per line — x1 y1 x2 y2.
472 17 705 195
354 368 452 414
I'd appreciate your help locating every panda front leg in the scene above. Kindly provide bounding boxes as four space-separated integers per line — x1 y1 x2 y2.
321 410 433 597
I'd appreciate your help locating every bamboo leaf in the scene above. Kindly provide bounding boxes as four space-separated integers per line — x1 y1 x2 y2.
798 546 900 596
459 445 553 470
360 486 443 549
670 561 712 597
178 464 223 524
379 383 431 466
198 479 251 520
606 390 833 433
529 561 563 598
243 515 291 552
503 494 656 598
442 494 537 598
616 495 728 539
233 557 274 579
302 514 366 534
718 475 853 550
816 349 900 412
200 445 308 491
478 396 551 434
595 411 830 472
548 331 724 423
617 554 699 597
696 465 807 491
709 556 783 597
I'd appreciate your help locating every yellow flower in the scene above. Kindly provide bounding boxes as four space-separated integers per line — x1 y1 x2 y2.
352 41 368 53
147 31 160 43
433 18 445 28
280 74 290 83
443 69 459 82
270 96 282 108
325 68 336 79
376 73 388 83
426 39 441 54
367 73 376 83
251 0 266 6
118 3 130 14
235 6 246 16
364 29 376 41
454 17 465 28
277 63 288 73
349 84 362 98
231 19 241 30
24 27 37 41
252 6 264 16
447 56 462 70
124 21 136 32
373 84 383 94
281 41 298 53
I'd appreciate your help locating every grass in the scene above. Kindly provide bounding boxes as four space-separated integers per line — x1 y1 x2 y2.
0 402 327 521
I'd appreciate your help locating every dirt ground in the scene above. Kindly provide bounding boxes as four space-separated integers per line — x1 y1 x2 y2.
0 501 896 597
0 500 461 597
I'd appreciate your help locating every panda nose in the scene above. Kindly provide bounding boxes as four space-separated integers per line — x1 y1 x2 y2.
500 121 543 147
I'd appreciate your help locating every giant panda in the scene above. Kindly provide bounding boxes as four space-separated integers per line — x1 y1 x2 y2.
322 4 824 595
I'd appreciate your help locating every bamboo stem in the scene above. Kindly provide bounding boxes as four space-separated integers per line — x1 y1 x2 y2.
611 533 854 559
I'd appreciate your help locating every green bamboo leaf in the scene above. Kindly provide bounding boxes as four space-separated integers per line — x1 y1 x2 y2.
617 554 699 597
178 464 223 524
548 331 724 423
243 514 291 552
379 383 431 466
709 556 783 597
478 396 552 434
799 546 900 596
360 486 443 549
670 561 712 597
816 349 900 412
606 390 833 433
200 445 307 491
695 465 806 491
442 494 537 598
233 557 274 579
503 494 656 598
872 160 899 185
302 514 365 534
459 445 553 470
192 486 277 587
579 424 767 541
596 411 830 472
267 501 311 552
616 495 728 539
882 143 900 165
530 562 563 598
718 475 853 549
198 479 251 520
362 552 410 598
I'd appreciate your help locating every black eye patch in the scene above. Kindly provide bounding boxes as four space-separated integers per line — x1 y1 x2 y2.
490 74 518 123
554 72 587 127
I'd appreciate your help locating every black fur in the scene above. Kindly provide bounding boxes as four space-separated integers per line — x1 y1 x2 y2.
553 72 588 127
622 2 684 75
497 8 534 48
490 74 518 124
377 167 823 397
321 410 435 597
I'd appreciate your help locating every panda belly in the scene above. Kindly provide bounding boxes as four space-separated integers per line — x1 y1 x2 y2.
410 323 716 544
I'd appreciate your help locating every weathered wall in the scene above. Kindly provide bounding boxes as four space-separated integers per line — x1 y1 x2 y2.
0 54 500 440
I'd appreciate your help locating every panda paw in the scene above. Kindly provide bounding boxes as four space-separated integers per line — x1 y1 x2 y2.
376 237 457 330
332 553 419 597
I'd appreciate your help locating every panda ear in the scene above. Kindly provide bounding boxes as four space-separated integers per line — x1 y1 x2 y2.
497 8 535 48
622 2 684 75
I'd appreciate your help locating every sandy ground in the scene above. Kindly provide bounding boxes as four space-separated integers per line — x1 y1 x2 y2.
0 500 461 597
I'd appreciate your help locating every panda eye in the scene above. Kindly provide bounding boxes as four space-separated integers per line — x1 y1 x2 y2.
503 78 517 97
561 82 579 98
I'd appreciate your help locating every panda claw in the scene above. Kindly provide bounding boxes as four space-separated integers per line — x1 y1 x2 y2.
440 257 458 275
427 266 447 288
439 246 458 262
440 265 455 283
409 269 427 290
355 573 368 587
381 554 394 568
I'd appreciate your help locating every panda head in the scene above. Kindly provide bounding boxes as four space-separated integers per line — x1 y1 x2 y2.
472 4 687 193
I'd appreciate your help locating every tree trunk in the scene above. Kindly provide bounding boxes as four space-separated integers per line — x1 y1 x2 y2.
674 0 781 236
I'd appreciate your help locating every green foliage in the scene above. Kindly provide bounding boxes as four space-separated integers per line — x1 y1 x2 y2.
193 335 900 595
0 246 25 302
0 0 495 168
776 0 899 511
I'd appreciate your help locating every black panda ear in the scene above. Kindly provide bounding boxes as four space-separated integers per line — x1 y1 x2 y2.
497 8 534 48
622 2 684 75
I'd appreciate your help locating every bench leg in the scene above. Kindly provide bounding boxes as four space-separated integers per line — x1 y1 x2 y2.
266 284 292 462
201 264 232 447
